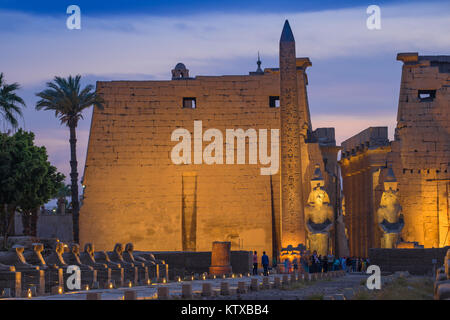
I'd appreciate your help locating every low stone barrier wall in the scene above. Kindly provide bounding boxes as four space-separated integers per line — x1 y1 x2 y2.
369 247 450 275
142 251 252 279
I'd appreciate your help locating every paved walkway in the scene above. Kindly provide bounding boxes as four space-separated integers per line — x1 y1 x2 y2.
13 272 369 300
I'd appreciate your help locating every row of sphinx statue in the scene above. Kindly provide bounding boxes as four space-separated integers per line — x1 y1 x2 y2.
0 242 168 297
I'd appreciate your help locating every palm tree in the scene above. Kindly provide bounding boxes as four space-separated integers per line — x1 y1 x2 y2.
55 184 71 215
35 75 104 243
0 72 26 129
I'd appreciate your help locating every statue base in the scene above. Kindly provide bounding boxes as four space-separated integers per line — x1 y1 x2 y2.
307 233 330 256
209 266 232 276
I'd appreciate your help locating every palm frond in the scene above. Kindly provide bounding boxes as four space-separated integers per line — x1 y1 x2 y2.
35 75 104 127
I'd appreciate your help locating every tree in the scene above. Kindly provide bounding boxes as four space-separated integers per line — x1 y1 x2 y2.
55 184 71 215
20 163 65 236
0 73 26 129
35 75 104 243
0 130 65 246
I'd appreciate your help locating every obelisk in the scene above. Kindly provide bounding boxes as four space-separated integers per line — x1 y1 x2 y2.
279 20 305 250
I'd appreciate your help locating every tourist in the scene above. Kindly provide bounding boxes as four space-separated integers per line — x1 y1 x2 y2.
341 256 347 272
301 253 309 273
321 255 328 273
311 250 319 273
253 251 258 275
327 253 334 272
261 251 269 276
293 257 299 273
333 257 341 271
284 258 289 274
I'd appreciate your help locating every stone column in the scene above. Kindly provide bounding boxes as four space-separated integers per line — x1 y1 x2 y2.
279 20 306 249
209 242 232 275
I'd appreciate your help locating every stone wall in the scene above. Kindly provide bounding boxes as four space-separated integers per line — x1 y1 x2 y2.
14 213 73 242
369 247 450 275
389 54 450 248
340 127 391 257
79 67 334 260
340 54 450 253
143 251 252 279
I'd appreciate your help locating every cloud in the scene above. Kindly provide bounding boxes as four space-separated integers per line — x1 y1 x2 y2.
0 2 448 85
0 1 448 191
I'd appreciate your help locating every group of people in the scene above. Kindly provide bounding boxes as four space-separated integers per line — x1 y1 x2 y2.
252 250 371 275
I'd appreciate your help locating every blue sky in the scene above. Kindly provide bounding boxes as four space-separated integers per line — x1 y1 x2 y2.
0 0 428 15
0 0 449 201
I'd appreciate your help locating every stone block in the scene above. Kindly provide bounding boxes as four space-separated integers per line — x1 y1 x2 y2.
262 277 270 289
86 292 102 300
157 286 169 300
220 282 230 295
182 283 193 299
274 277 281 288
282 275 290 286
237 281 247 294
250 278 258 291
124 290 138 300
201 283 212 297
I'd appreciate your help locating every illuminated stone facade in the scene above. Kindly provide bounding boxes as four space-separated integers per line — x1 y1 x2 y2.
341 54 450 255
79 21 341 260
390 53 450 248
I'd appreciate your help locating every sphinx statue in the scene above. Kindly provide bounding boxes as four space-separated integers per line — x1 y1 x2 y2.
304 165 334 256
377 168 404 248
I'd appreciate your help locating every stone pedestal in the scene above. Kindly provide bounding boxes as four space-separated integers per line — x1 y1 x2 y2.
86 292 102 300
124 290 137 300
157 286 169 300
0 270 21 298
220 282 230 295
202 283 212 297
209 242 232 276
182 283 193 299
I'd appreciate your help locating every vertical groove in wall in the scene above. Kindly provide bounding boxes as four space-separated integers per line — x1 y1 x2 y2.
182 172 198 251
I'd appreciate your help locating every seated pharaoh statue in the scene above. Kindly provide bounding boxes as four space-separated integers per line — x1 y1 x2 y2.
377 168 404 248
304 165 334 256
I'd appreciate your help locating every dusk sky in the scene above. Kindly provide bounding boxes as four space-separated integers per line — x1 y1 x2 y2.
1 0 449 191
